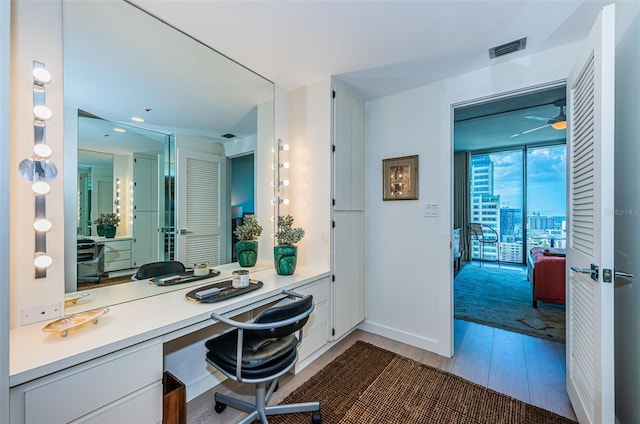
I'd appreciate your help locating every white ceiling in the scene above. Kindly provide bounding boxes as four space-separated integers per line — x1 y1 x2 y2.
131 0 608 100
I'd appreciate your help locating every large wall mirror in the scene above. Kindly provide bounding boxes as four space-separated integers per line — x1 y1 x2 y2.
63 0 274 301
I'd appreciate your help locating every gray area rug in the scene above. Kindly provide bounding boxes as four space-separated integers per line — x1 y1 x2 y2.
455 264 566 343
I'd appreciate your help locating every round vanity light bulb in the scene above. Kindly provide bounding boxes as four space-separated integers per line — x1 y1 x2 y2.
33 143 52 158
270 198 276 205
282 198 290 205
282 179 290 186
34 253 53 269
33 218 52 232
282 162 289 169
34 105 53 121
282 143 290 151
32 181 51 195
33 68 52 85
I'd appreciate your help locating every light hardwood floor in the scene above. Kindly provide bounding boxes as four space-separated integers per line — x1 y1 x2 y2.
187 320 576 423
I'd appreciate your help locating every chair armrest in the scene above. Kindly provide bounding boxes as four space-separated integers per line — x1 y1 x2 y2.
210 303 314 330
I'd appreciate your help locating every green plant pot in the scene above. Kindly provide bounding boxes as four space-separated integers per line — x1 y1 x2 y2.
237 240 258 267
274 245 297 275
103 225 116 238
96 224 105 237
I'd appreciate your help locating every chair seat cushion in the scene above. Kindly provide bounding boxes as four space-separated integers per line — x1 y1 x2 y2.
205 330 298 379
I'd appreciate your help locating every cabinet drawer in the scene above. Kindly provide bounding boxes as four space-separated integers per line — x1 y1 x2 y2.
305 299 328 334
71 381 162 424
104 259 133 272
23 342 162 424
297 277 329 304
105 249 132 262
298 321 329 362
103 239 132 252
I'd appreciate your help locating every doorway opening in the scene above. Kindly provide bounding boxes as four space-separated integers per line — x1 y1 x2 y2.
453 84 567 343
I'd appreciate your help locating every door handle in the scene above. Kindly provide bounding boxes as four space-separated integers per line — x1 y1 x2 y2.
570 264 599 281
179 229 193 235
615 270 634 279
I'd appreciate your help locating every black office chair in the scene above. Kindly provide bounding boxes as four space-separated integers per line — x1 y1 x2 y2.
205 290 322 424
131 260 186 280
466 222 500 267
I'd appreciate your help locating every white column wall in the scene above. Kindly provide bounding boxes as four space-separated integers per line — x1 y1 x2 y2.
362 41 582 357
288 79 332 271
613 2 640 423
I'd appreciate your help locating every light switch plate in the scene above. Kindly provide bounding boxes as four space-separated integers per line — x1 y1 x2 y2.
424 203 439 217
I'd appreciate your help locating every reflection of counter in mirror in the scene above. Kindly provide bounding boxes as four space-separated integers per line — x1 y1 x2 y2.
62 0 275 297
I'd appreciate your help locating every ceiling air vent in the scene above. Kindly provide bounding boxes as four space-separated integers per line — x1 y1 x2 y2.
489 37 526 59
220 133 236 139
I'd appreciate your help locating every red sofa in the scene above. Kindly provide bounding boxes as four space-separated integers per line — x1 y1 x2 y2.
527 247 566 307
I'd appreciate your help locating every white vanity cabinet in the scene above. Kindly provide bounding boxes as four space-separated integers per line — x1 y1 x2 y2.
296 276 331 366
10 341 163 424
101 237 133 273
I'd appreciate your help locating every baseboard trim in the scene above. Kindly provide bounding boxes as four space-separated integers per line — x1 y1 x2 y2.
358 320 447 357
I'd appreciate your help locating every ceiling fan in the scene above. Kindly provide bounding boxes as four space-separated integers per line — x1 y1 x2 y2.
510 99 566 138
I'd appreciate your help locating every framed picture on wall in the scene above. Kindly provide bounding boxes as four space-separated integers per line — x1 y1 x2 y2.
382 155 418 200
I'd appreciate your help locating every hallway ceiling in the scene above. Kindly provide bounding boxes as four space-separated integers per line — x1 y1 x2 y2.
131 0 608 100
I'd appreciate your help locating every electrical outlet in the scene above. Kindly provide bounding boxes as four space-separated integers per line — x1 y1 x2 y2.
21 302 62 325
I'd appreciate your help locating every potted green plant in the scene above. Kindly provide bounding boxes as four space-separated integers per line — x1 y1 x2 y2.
93 214 107 236
274 215 305 275
101 213 120 238
233 214 263 267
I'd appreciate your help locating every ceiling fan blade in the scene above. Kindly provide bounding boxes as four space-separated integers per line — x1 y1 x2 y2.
524 115 550 122
510 123 550 138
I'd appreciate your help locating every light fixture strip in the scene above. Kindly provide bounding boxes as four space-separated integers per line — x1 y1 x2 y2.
32 61 50 278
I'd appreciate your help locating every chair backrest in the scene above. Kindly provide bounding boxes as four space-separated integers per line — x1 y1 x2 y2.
252 295 313 339
467 222 483 237
467 222 498 242
133 260 186 279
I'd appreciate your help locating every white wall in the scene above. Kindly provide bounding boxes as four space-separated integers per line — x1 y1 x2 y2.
613 2 640 423
362 41 582 357
9 0 65 328
1 0 11 418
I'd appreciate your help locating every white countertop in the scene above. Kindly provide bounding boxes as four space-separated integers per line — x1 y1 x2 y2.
10 265 330 387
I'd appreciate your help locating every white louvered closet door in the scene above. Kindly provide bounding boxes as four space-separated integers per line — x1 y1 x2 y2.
175 149 227 267
565 4 615 424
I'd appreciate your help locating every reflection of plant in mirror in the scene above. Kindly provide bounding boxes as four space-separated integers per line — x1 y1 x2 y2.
94 213 120 227
234 214 263 241
275 215 305 246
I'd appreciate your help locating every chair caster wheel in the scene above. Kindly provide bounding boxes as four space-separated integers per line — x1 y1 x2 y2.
312 410 322 423
214 401 227 413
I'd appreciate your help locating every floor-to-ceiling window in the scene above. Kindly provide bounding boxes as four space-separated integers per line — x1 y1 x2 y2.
525 145 567 251
469 144 566 265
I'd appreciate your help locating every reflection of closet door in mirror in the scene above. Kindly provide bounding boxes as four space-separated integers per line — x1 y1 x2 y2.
78 171 90 236
94 177 114 234
175 149 227 267
133 155 160 267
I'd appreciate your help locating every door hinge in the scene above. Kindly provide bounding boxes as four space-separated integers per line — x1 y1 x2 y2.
332 198 336 207
332 220 335 228
332 144 336 152
332 90 336 99
332 274 336 282
332 328 336 336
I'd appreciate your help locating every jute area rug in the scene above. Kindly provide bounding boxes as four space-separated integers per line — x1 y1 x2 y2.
455 264 566 343
269 341 575 424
